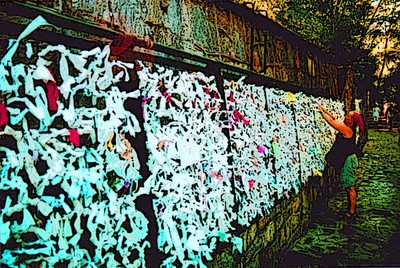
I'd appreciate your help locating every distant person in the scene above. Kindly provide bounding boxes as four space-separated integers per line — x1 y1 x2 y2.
372 105 380 127
382 102 390 117
386 103 395 130
318 105 362 219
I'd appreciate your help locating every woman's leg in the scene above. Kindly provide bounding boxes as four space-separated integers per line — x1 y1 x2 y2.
346 186 357 214
340 154 358 216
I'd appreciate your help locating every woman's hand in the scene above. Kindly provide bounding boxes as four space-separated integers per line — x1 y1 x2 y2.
318 105 336 121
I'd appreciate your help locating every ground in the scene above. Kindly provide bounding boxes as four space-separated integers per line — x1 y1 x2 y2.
279 129 400 267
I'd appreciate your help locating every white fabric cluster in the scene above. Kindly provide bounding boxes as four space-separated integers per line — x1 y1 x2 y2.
225 81 342 226
0 16 148 267
138 65 238 268
138 64 342 266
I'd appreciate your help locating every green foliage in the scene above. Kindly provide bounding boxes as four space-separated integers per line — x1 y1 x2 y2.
272 0 400 92
275 0 371 56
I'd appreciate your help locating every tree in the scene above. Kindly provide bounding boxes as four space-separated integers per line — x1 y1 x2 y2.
364 0 400 79
235 0 400 98
274 0 371 55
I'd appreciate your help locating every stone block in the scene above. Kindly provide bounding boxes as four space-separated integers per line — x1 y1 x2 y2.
275 212 284 230
279 223 291 246
263 221 275 246
291 195 301 212
258 216 270 230
291 213 300 228
243 223 258 252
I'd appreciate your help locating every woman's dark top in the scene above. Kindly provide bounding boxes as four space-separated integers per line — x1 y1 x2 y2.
325 132 362 171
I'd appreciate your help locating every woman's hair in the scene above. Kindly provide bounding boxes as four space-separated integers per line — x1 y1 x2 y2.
345 112 365 135
353 112 365 135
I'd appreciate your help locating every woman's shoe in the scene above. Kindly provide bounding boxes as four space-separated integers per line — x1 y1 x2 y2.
345 211 356 219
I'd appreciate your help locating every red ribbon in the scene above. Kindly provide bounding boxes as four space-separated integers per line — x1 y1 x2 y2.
0 102 9 128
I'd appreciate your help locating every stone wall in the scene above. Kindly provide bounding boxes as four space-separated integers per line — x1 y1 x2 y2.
0 16 344 265
18 0 339 96
0 3 350 267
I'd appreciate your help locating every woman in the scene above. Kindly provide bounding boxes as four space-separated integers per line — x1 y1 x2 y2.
372 105 380 127
318 105 362 218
